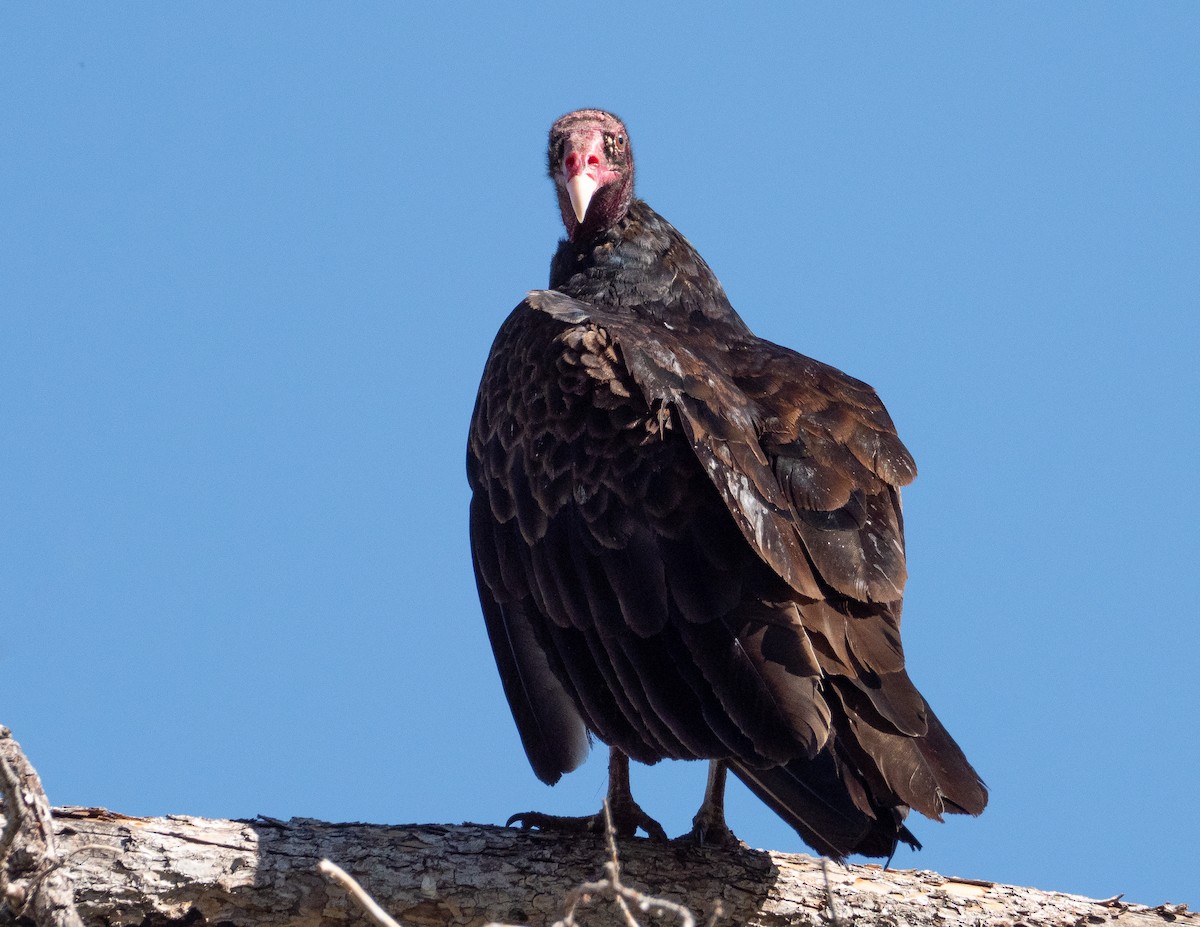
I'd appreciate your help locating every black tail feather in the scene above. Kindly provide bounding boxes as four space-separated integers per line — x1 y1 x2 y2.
729 751 919 860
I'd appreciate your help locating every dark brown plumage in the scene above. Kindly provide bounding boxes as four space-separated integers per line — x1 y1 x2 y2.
467 109 986 859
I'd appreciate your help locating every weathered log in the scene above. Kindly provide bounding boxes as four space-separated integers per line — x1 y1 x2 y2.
2 728 1194 927
31 809 1200 927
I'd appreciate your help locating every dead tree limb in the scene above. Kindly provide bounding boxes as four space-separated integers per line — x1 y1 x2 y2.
0 727 84 927
21 808 1196 927
1 730 1193 927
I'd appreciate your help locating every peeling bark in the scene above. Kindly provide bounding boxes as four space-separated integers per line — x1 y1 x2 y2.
1 728 1193 927
23 808 1198 927
0 727 84 927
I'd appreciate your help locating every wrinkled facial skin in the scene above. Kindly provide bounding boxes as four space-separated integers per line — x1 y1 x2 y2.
548 109 635 240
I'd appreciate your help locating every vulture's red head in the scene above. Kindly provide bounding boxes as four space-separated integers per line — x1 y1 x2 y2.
548 109 634 240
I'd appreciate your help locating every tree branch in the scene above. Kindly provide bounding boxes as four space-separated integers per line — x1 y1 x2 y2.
1 729 1193 927
27 808 1197 927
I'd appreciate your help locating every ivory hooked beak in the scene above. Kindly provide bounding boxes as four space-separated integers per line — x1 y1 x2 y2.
567 173 599 223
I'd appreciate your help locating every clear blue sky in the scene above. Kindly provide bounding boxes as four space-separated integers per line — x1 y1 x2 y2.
3 3 1197 909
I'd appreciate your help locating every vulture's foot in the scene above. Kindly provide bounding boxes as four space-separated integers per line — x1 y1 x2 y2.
506 747 668 841
675 760 744 848
677 805 744 849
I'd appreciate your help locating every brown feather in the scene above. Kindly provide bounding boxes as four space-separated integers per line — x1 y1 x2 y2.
468 114 985 858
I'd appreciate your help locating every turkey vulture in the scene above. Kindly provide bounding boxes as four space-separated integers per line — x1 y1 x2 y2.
467 109 986 859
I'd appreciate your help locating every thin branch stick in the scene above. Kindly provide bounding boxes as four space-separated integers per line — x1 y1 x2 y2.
0 726 84 927
317 802 714 927
317 859 406 927
0 745 20 864
548 801 707 927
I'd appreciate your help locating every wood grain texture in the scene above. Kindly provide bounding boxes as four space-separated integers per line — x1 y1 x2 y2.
29 808 1193 927
0 727 84 927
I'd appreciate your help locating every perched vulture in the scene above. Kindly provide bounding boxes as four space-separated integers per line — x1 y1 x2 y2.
467 109 986 859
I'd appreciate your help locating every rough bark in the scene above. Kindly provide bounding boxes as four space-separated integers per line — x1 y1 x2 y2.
0 727 84 927
2 728 1194 927
13 808 1195 927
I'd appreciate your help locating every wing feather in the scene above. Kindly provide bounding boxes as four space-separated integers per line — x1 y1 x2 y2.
471 497 588 784
471 290 986 847
832 682 987 820
527 289 913 605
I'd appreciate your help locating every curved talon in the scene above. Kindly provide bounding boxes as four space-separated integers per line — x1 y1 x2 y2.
628 809 669 842
676 818 744 849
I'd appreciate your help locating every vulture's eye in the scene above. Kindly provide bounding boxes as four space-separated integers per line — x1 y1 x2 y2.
616 135 626 148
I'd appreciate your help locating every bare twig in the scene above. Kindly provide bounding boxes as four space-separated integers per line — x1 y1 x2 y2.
0 726 84 927
546 800 713 927
821 857 844 927
0 749 20 865
318 800 721 927
700 900 726 927
317 859 405 927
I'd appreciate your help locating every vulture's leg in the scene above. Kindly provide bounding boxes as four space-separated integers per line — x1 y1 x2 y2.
679 760 742 847
602 747 669 839
507 748 668 841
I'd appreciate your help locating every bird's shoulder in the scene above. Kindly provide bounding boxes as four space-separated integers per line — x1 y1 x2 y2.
476 289 913 605
498 285 916 496
549 199 752 336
